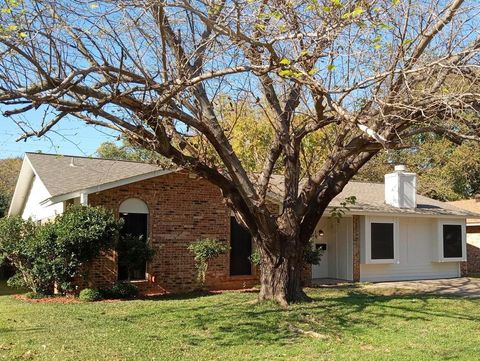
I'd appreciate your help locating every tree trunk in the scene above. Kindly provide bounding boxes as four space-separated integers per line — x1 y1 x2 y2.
257 237 310 306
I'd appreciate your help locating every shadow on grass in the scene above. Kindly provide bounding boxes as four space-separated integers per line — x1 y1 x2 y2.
128 285 480 348
0 280 27 296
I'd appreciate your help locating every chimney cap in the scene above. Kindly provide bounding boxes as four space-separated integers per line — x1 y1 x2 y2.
394 164 406 172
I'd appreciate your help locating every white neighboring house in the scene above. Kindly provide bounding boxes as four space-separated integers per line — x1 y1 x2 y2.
9 153 480 284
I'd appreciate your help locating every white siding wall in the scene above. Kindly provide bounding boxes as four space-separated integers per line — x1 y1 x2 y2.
21 176 63 221
360 216 460 282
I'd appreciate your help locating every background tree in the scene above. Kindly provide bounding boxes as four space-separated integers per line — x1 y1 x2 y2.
0 0 479 305
96 138 172 166
0 157 22 217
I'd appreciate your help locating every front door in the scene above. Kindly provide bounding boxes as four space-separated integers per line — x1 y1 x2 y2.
230 217 252 276
118 213 148 281
311 243 328 279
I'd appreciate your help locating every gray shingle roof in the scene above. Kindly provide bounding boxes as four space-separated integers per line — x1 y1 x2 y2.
26 153 165 198
26 153 480 218
266 175 480 218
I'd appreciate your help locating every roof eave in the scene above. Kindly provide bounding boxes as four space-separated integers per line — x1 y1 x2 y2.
41 168 179 206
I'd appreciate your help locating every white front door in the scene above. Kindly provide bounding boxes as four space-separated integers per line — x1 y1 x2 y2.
312 243 328 279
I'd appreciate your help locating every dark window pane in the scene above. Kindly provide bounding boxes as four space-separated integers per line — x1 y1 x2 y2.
443 225 462 258
118 213 148 281
371 223 394 260
230 217 252 276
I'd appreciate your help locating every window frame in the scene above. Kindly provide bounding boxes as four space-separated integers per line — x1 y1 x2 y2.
365 216 399 264
436 220 466 262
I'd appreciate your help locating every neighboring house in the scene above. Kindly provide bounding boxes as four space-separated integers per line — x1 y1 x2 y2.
8 153 480 294
448 196 480 275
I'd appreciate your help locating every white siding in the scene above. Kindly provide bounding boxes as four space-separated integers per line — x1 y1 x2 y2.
21 176 63 221
360 217 460 282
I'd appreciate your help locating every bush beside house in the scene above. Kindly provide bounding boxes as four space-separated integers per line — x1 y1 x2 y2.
0 206 121 296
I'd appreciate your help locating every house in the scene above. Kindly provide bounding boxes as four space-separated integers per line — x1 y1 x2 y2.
448 196 480 275
8 153 480 294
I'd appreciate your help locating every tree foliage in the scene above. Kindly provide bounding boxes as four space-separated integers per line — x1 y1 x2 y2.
357 136 480 201
0 157 22 217
96 138 171 166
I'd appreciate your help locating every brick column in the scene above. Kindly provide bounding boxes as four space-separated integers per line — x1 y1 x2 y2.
460 261 468 277
352 215 361 282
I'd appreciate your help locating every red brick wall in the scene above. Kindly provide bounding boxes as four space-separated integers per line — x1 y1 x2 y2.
466 226 480 275
87 171 258 294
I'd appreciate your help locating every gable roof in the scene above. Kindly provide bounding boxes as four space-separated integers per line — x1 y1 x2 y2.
9 152 480 219
26 153 171 199
8 153 175 216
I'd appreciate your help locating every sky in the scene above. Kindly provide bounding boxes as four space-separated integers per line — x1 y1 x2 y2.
0 114 117 159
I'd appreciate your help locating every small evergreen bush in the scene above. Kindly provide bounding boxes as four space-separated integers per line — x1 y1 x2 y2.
79 288 102 302
188 238 229 285
101 282 138 299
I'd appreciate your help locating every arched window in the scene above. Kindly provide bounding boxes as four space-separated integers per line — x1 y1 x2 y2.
118 198 149 281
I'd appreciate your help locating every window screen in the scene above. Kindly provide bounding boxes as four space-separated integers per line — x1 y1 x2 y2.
443 224 462 258
371 223 394 260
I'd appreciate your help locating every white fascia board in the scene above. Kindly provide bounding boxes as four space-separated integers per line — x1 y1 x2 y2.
348 210 468 219
41 168 178 206
8 154 52 216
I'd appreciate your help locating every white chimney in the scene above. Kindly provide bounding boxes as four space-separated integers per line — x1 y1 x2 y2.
384 165 416 209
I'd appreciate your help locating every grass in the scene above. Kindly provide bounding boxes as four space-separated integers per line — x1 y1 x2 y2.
1 282 480 360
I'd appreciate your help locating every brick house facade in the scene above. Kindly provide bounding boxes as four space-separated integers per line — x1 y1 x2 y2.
10 153 476 294
80 171 261 294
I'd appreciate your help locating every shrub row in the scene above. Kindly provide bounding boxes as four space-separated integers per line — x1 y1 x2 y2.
79 282 139 302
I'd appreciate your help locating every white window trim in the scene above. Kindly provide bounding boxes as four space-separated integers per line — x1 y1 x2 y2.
436 220 466 262
365 216 399 264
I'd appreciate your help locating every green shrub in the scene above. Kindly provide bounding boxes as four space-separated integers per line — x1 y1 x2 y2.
79 288 102 302
24 291 47 299
0 206 122 295
0 217 56 294
188 238 229 285
52 205 121 293
117 234 155 280
249 249 261 266
303 243 323 265
102 282 138 299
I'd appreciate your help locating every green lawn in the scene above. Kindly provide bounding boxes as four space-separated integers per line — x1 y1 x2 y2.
1 282 479 361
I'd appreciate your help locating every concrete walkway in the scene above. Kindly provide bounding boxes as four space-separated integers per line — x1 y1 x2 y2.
365 277 480 297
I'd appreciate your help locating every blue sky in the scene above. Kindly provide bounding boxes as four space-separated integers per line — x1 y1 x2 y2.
0 114 117 159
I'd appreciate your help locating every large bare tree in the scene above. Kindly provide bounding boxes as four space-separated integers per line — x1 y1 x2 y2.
0 0 479 304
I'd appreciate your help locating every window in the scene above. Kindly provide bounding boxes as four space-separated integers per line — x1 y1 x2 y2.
118 198 149 281
371 223 395 260
443 224 463 259
364 217 398 264
230 217 252 276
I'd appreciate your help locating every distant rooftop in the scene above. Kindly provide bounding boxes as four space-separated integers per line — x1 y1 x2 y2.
448 197 480 224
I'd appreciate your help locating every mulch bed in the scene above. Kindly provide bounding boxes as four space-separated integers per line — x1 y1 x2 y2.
10 287 260 304
12 294 80 304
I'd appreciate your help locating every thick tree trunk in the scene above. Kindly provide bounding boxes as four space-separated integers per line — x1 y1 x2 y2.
257 235 310 306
